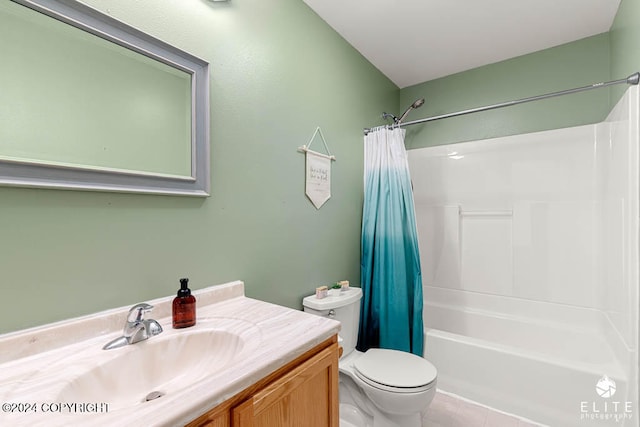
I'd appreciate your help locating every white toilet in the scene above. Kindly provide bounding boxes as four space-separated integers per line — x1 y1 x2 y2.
303 287 437 427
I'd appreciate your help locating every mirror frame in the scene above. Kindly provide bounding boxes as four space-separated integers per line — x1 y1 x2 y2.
2 0 210 197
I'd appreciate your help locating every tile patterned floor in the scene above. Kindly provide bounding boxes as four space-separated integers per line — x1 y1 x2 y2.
422 392 543 427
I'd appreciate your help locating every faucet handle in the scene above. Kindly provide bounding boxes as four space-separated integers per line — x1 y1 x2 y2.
127 303 154 323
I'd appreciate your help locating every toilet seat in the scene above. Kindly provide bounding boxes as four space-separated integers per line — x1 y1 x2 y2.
353 348 437 394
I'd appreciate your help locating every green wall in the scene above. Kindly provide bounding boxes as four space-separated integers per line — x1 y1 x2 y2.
611 0 640 103
0 0 398 333
399 33 611 149
5 0 640 334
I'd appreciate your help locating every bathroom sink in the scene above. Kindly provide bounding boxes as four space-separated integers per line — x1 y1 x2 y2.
53 325 255 411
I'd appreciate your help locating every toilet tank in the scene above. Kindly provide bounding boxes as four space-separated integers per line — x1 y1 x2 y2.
302 287 362 357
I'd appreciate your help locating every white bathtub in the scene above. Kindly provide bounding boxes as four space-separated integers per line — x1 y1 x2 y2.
423 287 632 427
409 88 640 426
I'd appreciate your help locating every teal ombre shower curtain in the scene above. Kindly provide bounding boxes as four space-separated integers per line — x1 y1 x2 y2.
357 127 424 356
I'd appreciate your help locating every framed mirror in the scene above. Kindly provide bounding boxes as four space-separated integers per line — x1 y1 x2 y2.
0 0 210 196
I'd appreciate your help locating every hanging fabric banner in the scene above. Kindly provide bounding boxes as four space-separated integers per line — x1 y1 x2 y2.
305 150 331 209
298 126 335 209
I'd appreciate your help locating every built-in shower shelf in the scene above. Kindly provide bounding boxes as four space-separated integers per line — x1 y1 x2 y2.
459 210 513 217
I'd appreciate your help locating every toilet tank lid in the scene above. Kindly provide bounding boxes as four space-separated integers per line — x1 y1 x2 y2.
303 287 362 310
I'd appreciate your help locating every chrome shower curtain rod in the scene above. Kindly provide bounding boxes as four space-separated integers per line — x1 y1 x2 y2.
364 72 640 135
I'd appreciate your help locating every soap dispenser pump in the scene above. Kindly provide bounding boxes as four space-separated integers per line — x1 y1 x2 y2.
172 278 196 329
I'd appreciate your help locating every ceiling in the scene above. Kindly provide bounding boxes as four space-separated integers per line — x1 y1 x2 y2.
302 0 621 88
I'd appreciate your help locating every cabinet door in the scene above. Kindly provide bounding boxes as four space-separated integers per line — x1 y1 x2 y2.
232 343 339 427
186 410 229 427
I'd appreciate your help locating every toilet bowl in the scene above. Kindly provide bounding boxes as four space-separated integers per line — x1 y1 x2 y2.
339 349 436 426
302 288 438 427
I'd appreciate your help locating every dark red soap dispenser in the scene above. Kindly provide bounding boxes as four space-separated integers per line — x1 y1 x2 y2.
172 278 196 329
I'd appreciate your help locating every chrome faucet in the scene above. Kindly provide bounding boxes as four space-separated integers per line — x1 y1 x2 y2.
103 303 163 350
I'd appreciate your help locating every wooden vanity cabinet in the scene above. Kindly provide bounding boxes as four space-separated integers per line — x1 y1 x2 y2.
186 336 339 427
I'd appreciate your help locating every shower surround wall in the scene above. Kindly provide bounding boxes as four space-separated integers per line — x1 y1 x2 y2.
407 87 639 427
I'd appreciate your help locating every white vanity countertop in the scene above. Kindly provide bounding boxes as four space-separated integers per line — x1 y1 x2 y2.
0 281 341 426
